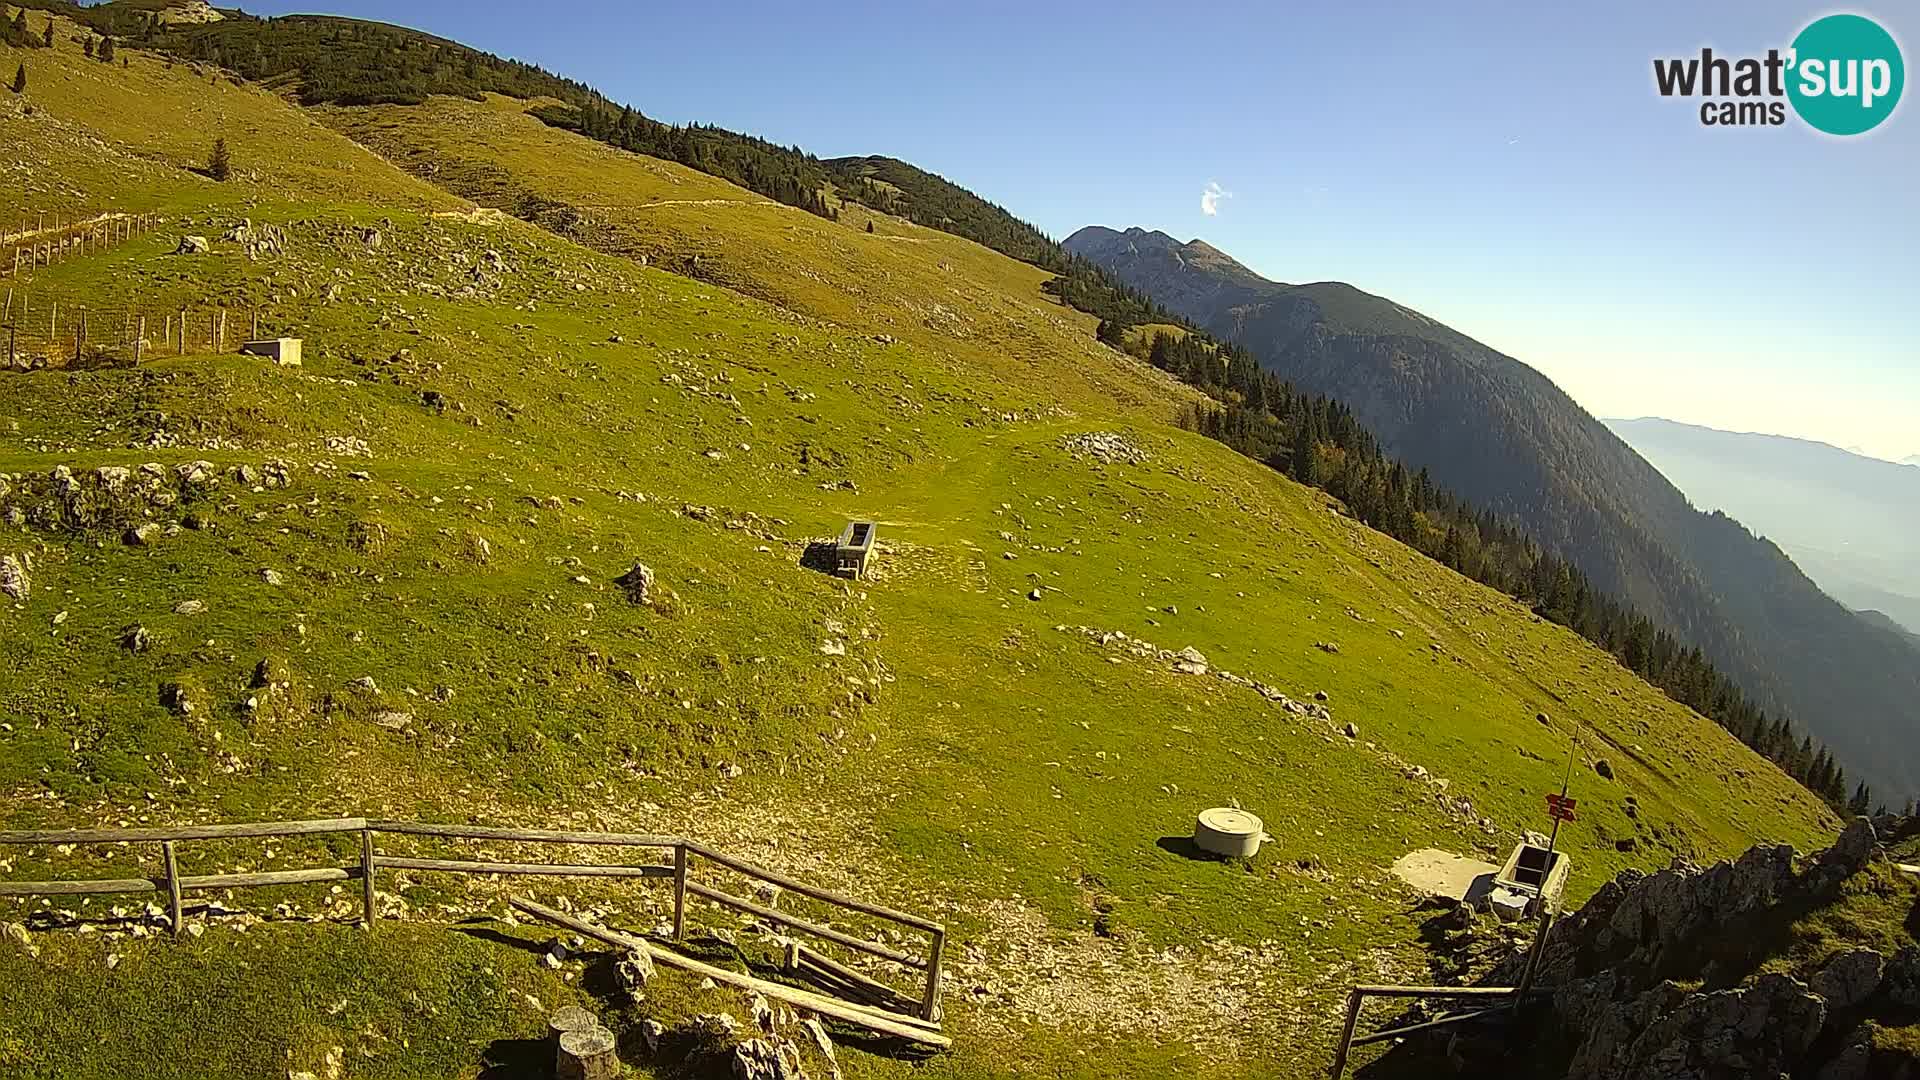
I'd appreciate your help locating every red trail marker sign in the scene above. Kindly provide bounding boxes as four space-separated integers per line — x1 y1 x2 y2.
1546 793 1578 822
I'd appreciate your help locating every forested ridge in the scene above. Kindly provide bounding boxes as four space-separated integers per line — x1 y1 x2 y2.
23 2 1881 811
1141 331 1875 814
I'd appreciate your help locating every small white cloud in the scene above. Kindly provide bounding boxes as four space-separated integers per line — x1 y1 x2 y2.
1201 181 1232 217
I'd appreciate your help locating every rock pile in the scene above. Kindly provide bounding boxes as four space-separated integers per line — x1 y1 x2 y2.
1060 431 1150 466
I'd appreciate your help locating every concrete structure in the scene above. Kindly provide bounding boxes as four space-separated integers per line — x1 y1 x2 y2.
835 521 876 579
239 338 302 367
1194 807 1264 858
1492 840 1570 917
1390 848 1500 906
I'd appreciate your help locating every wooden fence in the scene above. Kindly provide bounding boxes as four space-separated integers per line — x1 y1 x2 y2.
3 291 281 371
0 818 946 1024
2 212 160 280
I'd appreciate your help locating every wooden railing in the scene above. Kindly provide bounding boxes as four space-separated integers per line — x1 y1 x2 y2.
0 817 945 1023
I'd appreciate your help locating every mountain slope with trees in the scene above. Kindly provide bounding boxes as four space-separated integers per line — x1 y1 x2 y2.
1064 225 1920 804
1608 417 1920 637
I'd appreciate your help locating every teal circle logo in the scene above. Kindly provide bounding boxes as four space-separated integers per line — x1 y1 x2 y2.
1788 14 1904 135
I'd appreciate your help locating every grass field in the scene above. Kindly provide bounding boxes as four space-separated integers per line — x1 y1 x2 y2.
0 17 1842 1079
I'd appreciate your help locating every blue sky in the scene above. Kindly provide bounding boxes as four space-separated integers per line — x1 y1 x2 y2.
244 1 1918 460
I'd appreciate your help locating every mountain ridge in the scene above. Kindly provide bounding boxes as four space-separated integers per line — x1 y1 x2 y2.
1065 224 1920 803
1607 416 1920 637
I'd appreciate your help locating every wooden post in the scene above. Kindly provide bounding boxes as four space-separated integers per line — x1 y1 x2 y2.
251 310 259 340
209 311 216 353
555 1027 617 1080
360 827 377 929
1330 989 1365 1079
135 317 146 364
920 927 945 1022
672 843 688 941
163 840 184 936
179 308 186 354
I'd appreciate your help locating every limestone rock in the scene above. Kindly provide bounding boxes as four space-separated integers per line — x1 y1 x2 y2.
1811 948 1886 1011
1171 646 1208 675
615 563 655 605
1564 972 1824 1080
175 235 210 255
0 553 29 600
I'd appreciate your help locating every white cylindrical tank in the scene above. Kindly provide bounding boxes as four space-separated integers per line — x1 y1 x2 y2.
1195 807 1264 858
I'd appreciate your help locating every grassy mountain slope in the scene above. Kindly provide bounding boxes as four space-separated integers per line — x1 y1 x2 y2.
1608 417 1920 637
1063 225 1920 804
0 16 1841 1080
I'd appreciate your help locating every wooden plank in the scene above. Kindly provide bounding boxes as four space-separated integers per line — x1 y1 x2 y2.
0 877 159 897
376 856 672 879
0 818 368 845
686 880 923 969
370 821 680 848
509 897 949 1048
683 841 941 933
177 867 358 891
795 945 920 1013
1348 984 1519 998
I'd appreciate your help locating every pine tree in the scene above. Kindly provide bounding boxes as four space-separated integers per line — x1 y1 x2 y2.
865 220 875 234
10 64 24 96
8 10 26 40
207 136 231 182
1848 781 1872 816
97 36 115 64
42 22 54 48
84 37 95 58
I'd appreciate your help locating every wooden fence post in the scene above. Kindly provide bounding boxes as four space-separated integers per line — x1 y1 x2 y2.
163 840 184 936
136 317 146 364
672 843 688 941
179 308 186 354
360 827 377 929
920 928 945 1022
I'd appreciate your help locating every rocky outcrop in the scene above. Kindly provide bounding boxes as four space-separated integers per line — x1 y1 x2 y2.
1426 817 1920 1080
1563 972 1824 1080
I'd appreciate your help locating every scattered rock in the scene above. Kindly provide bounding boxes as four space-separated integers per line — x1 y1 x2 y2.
174 235 210 255
260 568 285 586
173 599 206 616
158 681 195 716
1315 641 1341 654
615 563 655 605
1593 758 1614 781
1027 588 1043 601
124 523 161 546
1342 722 1360 739
615 946 655 995
370 711 412 732
0 553 29 600
348 676 378 693
1060 431 1150 466
1537 711 1553 726
121 625 152 653
1171 646 1209 675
